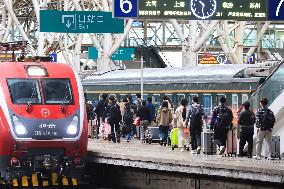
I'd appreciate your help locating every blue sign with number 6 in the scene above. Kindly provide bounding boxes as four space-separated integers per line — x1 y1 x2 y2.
113 0 138 18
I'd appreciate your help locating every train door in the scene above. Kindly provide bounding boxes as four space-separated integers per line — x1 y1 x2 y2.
152 94 161 110
203 94 212 126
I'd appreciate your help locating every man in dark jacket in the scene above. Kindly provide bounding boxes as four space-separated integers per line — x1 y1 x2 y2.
146 97 156 123
186 96 204 154
128 96 138 137
254 97 275 160
105 96 122 143
95 94 108 138
138 100 151 142
238 102 255 158
210 97 233 155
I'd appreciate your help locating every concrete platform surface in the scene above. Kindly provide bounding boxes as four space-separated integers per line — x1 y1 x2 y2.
87 139 284 183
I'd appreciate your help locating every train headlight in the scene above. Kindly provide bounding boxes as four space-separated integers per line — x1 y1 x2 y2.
12 116 28 135
66 116 78 135
26 66 48 77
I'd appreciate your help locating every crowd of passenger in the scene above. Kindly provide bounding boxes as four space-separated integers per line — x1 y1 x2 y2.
86 93 276 160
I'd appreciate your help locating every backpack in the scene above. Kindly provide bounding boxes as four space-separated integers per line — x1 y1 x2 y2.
190 105 203 125
262 108 275 129
216 106 233 127
110 104 122 121
123 109 134 124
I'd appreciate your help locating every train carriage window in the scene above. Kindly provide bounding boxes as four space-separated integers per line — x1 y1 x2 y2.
7 79 42 104
232 94 238 110
143 94 148 101
152 94 161 109
242 94 249 103
203 94 212 117
42 79 73 104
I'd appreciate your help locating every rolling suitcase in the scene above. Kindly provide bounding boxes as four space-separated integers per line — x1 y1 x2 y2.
103 119 111 141
271 135 281 159
170 128 179 150
201 130 216 155
146 126 160 144
226 129 237 156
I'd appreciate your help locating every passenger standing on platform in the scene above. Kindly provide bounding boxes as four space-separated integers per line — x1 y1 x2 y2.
254 97 275 160
162 96 173 111
238 102 255 158
156 101 173 146
134 93 142 111
210 97 233 155
138 100 151 143
86 101 94 121
174 98 188 152
106 96 122 143
186 96 204 154
123 103 134 142
95 94 108 137
146 97 156 124
128 96 138 138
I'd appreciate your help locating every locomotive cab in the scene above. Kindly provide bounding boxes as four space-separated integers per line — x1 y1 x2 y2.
0 61 88 186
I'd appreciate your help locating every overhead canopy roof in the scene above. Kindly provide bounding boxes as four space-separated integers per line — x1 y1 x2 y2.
83 64 267 85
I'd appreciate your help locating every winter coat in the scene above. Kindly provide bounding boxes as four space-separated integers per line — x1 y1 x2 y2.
146 102 156 121
138 106 151 121
173 105 186 128
156 107 173 127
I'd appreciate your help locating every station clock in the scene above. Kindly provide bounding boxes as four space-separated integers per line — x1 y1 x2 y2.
190 0 217 19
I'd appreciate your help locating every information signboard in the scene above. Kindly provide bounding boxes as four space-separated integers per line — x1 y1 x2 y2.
138 0 267 20
40 10 124 33
88 47 135 60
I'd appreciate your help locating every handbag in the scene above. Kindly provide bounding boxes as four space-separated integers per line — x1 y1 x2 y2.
183 128 189 134
133 117 140 126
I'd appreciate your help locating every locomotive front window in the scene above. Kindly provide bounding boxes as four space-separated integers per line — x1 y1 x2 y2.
42 79 73 104
7 79 42 104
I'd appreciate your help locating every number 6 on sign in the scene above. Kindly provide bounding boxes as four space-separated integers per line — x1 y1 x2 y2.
120 0 132 14
113 0 138 18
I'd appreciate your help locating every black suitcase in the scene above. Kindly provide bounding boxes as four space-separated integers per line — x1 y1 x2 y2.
271 135 281 159
146 126 160 144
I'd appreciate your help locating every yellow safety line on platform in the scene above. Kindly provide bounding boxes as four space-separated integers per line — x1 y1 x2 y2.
12 179 18 187
72 178 77 186
22 176 28 187
42 180 49 187
52 173 59 185
32 173 38 187
62 177 68 186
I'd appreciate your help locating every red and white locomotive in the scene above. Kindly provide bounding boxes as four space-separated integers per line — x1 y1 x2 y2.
0 55 88 184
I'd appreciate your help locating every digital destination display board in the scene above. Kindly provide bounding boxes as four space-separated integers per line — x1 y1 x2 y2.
138 0 267 20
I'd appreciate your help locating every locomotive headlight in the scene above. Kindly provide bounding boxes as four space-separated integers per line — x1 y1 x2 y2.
12 116 28 135
66 116 78 135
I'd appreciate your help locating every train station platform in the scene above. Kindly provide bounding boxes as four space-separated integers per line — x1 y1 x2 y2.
87 139 284 185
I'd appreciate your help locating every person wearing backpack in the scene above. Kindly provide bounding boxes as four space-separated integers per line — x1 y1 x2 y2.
123 102 135 142
238 102 255 158
95 94 108 138
186 96 204 154
254 97 275 160
134 93 142 111
106 96 122 143
210 97 233 155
